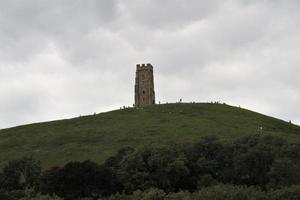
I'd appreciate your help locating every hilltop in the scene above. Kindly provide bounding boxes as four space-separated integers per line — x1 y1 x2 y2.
0 103 299 169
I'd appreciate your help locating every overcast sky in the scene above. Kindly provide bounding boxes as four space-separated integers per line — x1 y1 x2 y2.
0 0 300 128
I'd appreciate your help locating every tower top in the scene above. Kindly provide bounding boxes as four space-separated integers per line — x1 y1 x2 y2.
136 63 153 70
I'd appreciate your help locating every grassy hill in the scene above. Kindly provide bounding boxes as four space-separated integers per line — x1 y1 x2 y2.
0 103 300 169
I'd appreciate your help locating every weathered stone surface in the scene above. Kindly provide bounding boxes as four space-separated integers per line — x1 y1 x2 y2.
135 63 155 107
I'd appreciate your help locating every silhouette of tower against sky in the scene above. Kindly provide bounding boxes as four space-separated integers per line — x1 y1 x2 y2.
135 63 155 107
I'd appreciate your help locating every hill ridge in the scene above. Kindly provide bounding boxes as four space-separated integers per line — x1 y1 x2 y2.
0 103 299 169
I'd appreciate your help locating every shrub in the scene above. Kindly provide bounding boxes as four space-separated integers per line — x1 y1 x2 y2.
165 191 191 200
40 161 114 200
141 188 166 200
192 185 267 200
20 194 63 200
0 157 41 192
101 188 166 200
268 185 300 200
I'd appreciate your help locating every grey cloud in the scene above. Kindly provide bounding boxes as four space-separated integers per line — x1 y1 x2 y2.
0 0 118 63
119 0 223 29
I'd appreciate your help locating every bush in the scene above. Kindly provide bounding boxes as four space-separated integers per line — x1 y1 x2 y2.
0 157 41 192
102 188 165 200
40 161 114 200
165 191 191 200
0 189 23 200
141 188 166 200
117 146 190 193
20 194 63 200
103 185 269 200
268 185 300 200
192 185 267 200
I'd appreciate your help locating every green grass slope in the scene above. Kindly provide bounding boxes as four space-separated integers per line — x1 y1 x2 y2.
0 103 300 169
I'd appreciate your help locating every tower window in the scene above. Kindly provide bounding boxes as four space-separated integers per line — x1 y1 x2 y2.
143 90 145 94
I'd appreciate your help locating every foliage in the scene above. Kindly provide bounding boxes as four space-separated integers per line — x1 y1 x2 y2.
1 135 300 199
115 146 190 193
0 157 41 191
103 185 267 200
40 161 114 200
104 134 300 193
192 185 267 200
268 185 300 200
20 194 63 200
164 191 191 200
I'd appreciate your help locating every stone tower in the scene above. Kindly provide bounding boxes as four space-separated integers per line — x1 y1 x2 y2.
135 63 155 107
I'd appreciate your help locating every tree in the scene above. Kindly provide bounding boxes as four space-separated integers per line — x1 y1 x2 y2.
267 158 300 189
233 146 273 188
40 167 61 196
192 185 267 200
40 160 114 200
183 136 228 190
231 135 287 189
268 185 300 200
0 157 41 192
118 146 190 193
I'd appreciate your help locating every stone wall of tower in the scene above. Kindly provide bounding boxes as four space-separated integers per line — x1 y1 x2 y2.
135 63 155 107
